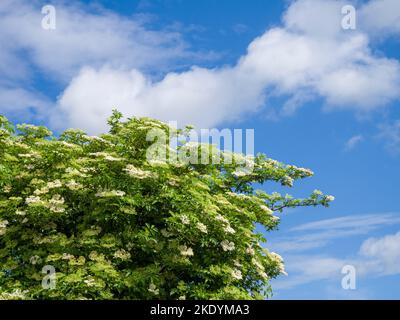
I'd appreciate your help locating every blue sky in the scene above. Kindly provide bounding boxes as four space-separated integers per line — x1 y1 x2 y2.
1 0 400 299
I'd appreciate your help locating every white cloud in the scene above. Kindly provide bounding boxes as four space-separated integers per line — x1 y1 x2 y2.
359 231 400 275
268 213 400 290
359 0 400 37
0 0 190 81
345 134 364 150
54 0 400 133
1 0 400 133
270 213 400 253
378 120 400 154
0 0 198 122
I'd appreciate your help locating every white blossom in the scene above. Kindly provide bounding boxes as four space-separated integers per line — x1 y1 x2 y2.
47 180 62 188
148 283 159 295
231 269 243 280
123 164 156 179
246 247 255 256
220 240 235 252
29 255 41 265
260 205 273 214
65 180 83 190
179 245 194 256
180 215 190 225
84 277 96 287
224 225 236 234
215 214 229 224
113 249 131 260
196 222 208 233
95 190 125 197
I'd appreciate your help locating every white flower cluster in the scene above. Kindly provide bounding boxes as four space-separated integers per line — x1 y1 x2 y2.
89 152 122 162
231 269 243 280
113 249 131 260
48 194 65 213
0 289 28 300
18 152 41 159
84 135 113 145
123 164 156 179
196 222 208 233
29 255 41 265
25 196 46 206
47 180 62 189
148 283 159 295
180 215 190 225
270 252 288 276
259 205 273 215
65 180 83 190
220 240 235 252
65 167 89 178
245 246 255 256
95 190 125 198
326 195 335 202
2 185 11 193
215 214 236 234
84 277 96 287
0 220 9 235
179 245 194 256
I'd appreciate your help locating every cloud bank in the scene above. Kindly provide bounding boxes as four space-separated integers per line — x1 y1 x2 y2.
54 0 400 133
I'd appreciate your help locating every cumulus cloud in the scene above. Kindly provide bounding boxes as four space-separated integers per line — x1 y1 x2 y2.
54 0 400 133
0 0 198 122
1 0 400 133
268 214 400 290
359 0 400 37
359 231 400 275
378 120 400 154
269 213 400 253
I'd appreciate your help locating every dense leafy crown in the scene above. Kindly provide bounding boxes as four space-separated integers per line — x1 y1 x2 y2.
0 111 333 299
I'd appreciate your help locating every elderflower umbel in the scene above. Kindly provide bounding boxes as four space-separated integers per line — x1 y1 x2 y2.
113 249 131 260
180 215 190 225
123 164 156 179
231 269 243 280
95 190 125 197
224 225 236 234
179 245 194 256
220 240 235 252
29 255 41 265
196 222 208 233
148 283 159 295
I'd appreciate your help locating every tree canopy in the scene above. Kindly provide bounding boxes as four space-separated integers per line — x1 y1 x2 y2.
0 111 333 299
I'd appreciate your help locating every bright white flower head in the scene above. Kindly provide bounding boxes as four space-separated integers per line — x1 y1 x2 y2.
113 249 131 260
179 245 194 256
95 190 125 197
196 222 208 233
260 205 273 214
180 215 190 225
47 180 62 189
215 214 229 224
245 247 255 256
231 269 243 280
29 255 41 265
224 225 236 234
148 283 159 295
220 240 235 252
123 164 156 179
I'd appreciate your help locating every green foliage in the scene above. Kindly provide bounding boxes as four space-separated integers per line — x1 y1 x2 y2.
0 113 333 300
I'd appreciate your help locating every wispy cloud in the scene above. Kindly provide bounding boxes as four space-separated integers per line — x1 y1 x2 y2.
378 120 400 154
345 134 364 151
268 214 400 291
270 213 400 253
